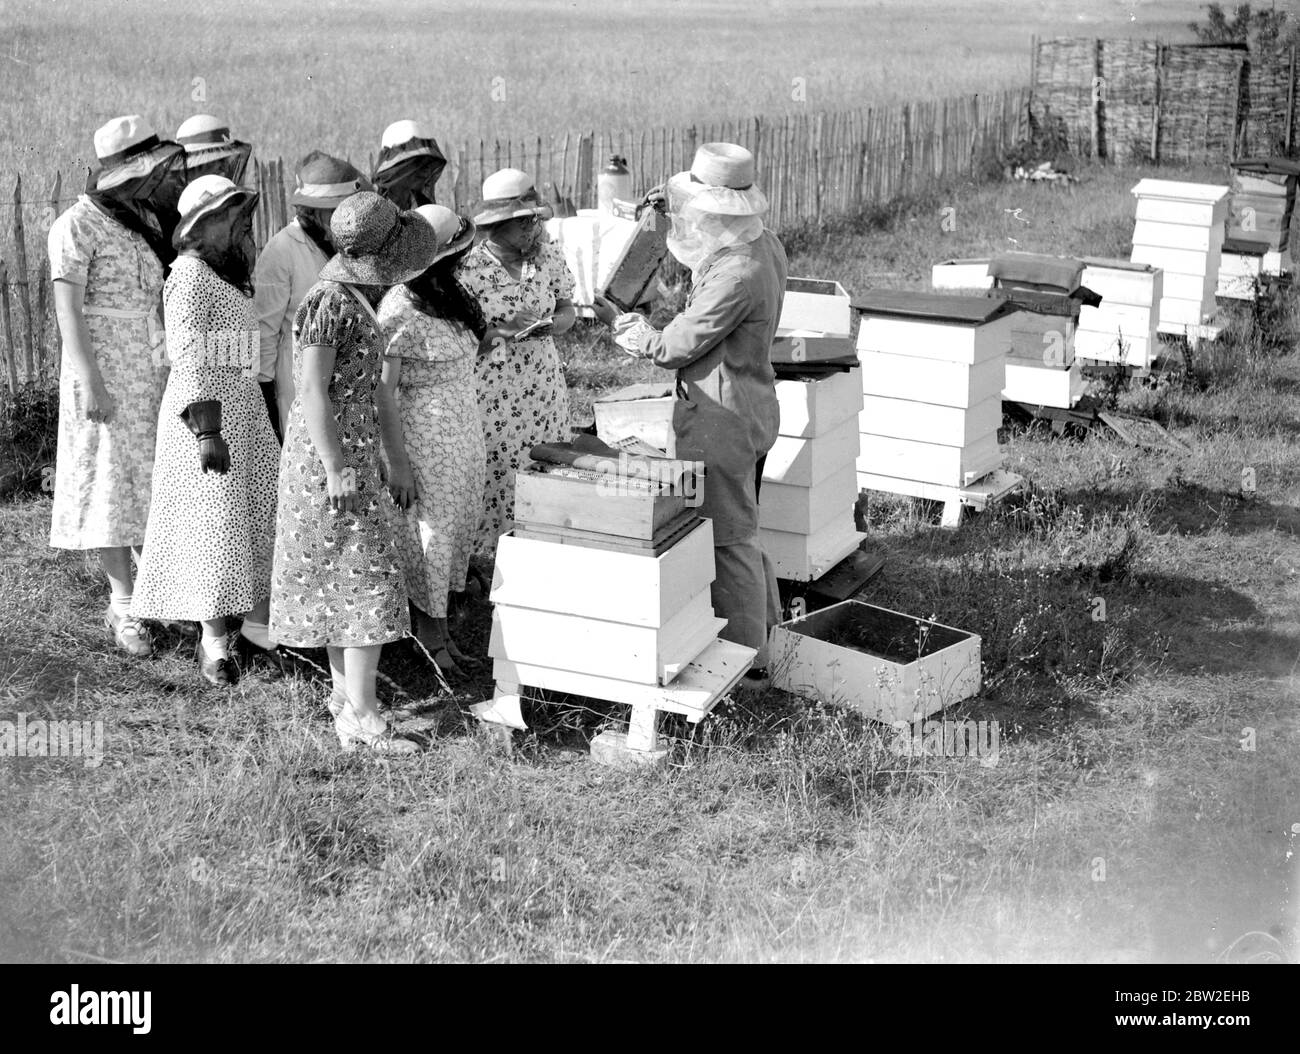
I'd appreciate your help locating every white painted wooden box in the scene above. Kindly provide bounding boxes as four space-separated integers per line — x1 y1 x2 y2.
1003 361 1084 408
930 258 994 293
1129 179 1229 331
773 368 863 438
762 416 859 487
855 292 1013 492
770 600 982 725
758 464 858 535
778 277 852 338
1076 258 1162 368
760 516 866 583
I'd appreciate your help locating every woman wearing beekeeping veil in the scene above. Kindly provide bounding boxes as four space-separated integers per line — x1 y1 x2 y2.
593 142 786 676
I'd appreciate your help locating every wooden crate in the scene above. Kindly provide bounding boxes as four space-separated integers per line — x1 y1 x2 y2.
760 517 866 582
489 588 724 686
930 258 993 292
857 431 1001 489
490 521 714 628
860 393 1001 448
770 600 981 725
758 465 858 535
513 466 687 541
1003 361 1083 408
592 384 677 457
774 368 863 438
779 277 852 338
762 416 859 487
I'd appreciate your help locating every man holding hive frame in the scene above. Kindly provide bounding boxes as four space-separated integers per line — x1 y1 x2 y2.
593 142 785 676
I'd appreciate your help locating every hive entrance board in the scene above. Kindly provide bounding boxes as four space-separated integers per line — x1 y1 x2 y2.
1097 411 1192 454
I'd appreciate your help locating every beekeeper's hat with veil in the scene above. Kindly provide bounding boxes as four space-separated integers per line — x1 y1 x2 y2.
663 142 768 270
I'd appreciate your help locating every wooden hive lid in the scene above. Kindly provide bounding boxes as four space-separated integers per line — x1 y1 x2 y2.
989 251 1084 293
593 382 675 404
1222 237 1269 256
1080 256 1160 274
1129 178 1229 203
852 290 1016 325
1230 157 1300 178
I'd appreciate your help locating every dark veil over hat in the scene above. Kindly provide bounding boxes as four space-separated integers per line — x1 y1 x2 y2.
373 135 447 210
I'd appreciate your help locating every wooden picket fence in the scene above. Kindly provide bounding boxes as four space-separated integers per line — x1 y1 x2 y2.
2 88 1031 391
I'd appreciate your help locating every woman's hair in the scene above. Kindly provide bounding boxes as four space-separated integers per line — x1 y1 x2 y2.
406 230 485 337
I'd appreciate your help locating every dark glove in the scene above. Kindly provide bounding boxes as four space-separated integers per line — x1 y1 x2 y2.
180 399 231 475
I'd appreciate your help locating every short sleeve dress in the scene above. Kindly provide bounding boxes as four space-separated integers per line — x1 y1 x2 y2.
47 195 168 550
131 256 280 621
268 281 410 648
454 237 573 558
377 285 486 618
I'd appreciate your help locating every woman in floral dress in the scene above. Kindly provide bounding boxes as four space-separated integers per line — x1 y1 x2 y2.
47 115 185 657
377 205 485 677
132 176 280 687
269 192 437 756
455 168 576 559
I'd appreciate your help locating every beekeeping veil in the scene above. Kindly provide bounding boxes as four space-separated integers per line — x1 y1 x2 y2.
664 142 767 273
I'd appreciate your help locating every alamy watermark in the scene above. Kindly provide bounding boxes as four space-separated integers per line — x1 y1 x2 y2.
594 453 704 507
1 712 104 768
890 718 1000 767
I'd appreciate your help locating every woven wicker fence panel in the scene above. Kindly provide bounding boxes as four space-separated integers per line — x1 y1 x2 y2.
1032 37 1095 155
1242 45 1297 156
1099 38 1159 163
1159 45 1246 163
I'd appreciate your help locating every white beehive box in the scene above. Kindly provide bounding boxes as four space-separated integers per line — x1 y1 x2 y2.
855 292 1014 494
1129 179 1229 332
1216 244 1293 300
489 521 723 685
593 383 677 457
773 368 863 438
760 516 864 583
1075 258 1162 369
778 277 852 337
1003 360 1084 408
930 258 994 293
761 416 859 487
759 464 858 534
771 600 982 725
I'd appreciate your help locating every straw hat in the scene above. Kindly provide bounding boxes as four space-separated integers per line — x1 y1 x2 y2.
414 204 476 263
472 168 553 226
176 114 252 181
666 142 767 217
318 191 440 286
289 151 367 209
172 175 259 246
375 119 446 175
90 115 184 192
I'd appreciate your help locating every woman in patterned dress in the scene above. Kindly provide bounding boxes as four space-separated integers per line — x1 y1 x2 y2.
377 205 485 677
47 116 186 657
132 176 281 686
454 168 576 560
269 192 438 755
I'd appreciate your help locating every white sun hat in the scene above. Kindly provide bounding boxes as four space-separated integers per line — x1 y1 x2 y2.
173 174 259 244
91 115 185 192
666 142 768 217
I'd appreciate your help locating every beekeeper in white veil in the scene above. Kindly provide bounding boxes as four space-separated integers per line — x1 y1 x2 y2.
594 142 786 676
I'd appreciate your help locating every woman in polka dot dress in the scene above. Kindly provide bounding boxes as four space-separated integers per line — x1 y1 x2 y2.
132 176 280 686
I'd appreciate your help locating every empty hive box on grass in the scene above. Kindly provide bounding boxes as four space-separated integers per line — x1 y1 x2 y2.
770 600 982 725
770 277 855 364
855 290 1015 499
989 252 1094 408
760 366 866 581
592 383 678 458
1129 178 1229 331
1076 258 1162 369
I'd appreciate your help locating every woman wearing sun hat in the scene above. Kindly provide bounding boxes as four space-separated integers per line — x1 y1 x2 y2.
253 151 368 437
47 115 187 658
377 204 486 676
175 114 254 186
372 119 447 209
455 168 576 558
132 176 280 686
270 191 439 755
593 142 786 675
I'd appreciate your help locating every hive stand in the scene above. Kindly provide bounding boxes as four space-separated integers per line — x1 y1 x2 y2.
475 637 757 769
859 470 1025 529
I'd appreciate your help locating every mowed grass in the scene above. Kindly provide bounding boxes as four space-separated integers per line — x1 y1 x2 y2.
2 160 1299 963
0 0 1213 179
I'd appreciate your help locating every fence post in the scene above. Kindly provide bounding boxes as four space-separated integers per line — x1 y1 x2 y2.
1286 44 1296 154
575 133 594 210
12 176 35 382
0 262 16 394
1151 43 1163 163
35 171 60 378
1090 38 1103 160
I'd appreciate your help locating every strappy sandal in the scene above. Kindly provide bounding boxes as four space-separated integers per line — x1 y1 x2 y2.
104 608 153 658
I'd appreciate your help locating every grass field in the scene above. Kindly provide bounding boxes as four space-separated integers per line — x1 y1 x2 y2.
0 0 1214 179
2 153 1298 962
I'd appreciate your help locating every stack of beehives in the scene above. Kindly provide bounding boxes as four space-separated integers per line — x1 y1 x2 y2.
483 448 755 763
1217 158 1299 300
1075 257 1163 370
1129 178 1229 331
855 291 1015 500
759 367 866 582
989 252 1093 409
